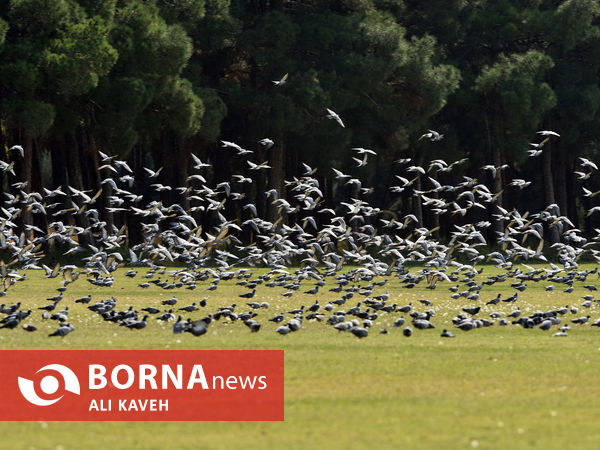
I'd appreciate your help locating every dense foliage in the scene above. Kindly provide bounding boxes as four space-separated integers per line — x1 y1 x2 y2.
1 0 600 244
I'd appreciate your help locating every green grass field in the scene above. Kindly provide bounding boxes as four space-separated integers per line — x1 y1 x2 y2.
2 265 600 449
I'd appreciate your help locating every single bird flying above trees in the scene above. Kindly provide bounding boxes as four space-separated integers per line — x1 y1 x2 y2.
419 130 443 141
537 130 560 137
272 73 288 86
259 138 275 149
326 108 345 128
9 145 24 158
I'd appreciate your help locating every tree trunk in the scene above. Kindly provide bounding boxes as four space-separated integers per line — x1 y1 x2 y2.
255 167 267 226
430 172 440 239
555 147 568 225
492 144 504 239
177 138 190 211
65 133 91 245
51 137 69 191
267 141 285 224
484 108 505 241
20 133 34 230
414 173 423 226
127 144 144 245
31 138 48 235
543 145 559 243
49 136 69 254
85 132 104 246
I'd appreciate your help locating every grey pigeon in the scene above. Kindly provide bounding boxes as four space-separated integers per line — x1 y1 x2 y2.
49 323 74 337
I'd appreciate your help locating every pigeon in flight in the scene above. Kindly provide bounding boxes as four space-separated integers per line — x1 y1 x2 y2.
272 73 288 86
419 130 443 141
537 130 560 137
259 138 275 149
326 108 345 128
9 145 24 158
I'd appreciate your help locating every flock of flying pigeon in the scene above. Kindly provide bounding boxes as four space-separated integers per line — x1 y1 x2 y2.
0 113 600 340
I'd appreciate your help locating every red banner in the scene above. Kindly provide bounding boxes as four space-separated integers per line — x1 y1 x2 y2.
0 350 284 421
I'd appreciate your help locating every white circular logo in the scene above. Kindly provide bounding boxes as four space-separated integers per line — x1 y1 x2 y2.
18 364 80 406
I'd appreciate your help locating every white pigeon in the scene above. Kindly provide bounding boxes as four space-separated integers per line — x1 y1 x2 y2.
9 145 24 158
272 73 288 86
259 138 275 149
221 140 252 155
247 160 271 170
332 168 351 180
143 167 163 178
221 140 243 150
352 147 377 156
419 130 443 141
326 108 345 128
537 130 560 137
191 153 211 169
579 157 598 171
352 156 368 167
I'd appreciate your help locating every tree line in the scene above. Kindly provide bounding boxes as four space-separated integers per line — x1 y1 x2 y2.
1 0 600 245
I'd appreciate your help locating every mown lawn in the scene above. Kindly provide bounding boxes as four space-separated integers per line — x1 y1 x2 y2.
1 265 600 449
